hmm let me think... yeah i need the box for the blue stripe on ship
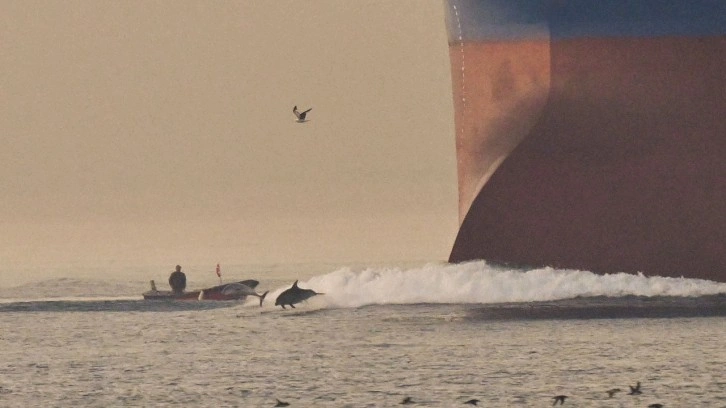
[448,0,726,41]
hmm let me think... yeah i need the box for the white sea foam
[265,260,726,309]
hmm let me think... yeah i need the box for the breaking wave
[279,260,726,309]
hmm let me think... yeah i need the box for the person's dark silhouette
[168,265,187,294]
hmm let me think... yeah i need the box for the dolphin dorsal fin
[292,280,299,288]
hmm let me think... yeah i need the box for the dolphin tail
[259,291,269,307]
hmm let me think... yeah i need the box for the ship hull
[444,1,726,282]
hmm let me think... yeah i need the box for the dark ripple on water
[0,299,238,313]
[466,294,726,320]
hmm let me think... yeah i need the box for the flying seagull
[293,105,312,123]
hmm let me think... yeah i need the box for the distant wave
[0,295,140,304]
[0,278,145,301]
[268,261,726,309]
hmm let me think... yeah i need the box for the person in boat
[168,265,187,294]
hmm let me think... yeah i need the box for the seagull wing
[298,108,312,120]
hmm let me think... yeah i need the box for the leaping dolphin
[274,280,323,309]
[293,105,312,123]
[221,283,268,306]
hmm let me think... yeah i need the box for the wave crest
[284,261,726,309]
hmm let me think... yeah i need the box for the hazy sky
[1,1,457,269]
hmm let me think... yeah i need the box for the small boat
[142,279,261,301]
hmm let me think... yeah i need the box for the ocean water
[1,261,725,407]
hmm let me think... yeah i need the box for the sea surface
[1,261,725,407]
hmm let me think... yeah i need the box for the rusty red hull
[444,1,726,282]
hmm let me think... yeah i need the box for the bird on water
[606,388,621,398]
[629,381,642,395]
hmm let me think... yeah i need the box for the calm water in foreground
[1,262,725,407]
